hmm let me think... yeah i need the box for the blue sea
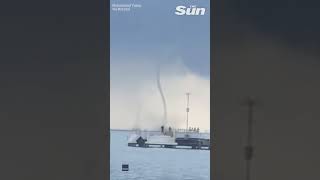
[110,130,210,180]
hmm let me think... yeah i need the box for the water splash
[133,103,142,130]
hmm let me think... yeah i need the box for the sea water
[110,130,210,180]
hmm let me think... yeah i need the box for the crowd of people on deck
[161,126,201,135]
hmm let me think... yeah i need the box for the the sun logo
[175,5,206,16]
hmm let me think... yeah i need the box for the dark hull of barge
[128,137,210,150]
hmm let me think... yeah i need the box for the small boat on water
[175,128,210,149]
[128,126,177,148]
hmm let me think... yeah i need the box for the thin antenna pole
[186,93,190,131]
[245,98,255,180]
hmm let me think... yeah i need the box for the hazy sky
[111,0,210,77]
[110,0,210,130]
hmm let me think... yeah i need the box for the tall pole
[186,93,190,131]
[245,97,255,180]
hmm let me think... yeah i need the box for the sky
[111,0,210,77]
[110,0,210,130]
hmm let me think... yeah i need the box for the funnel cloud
[156,65,168,127]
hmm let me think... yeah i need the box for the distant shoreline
[110,129,159,132]
[110,129,132,131]
[110,129,210,133]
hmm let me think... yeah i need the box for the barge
[127,127,210,150]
